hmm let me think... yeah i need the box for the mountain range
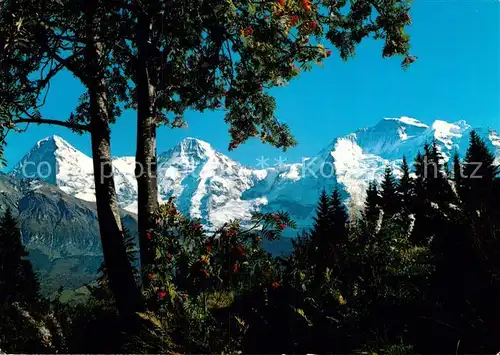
[2,117,499,294]
[10,117,500,228]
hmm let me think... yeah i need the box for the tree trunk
[85,0,141,318]
[135,9,159,286]
[89,87,141,317]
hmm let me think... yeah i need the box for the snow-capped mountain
[9,117,500,229]
[11,135,137,207]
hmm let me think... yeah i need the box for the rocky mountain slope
[0,173,137,294]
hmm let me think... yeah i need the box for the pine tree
[452,152,463,196]
[328,189,350,290]
[364,181,381,228]
[397,156,414,215]
[461,131,499,211]
[457,132,500,347]
[329,189,349,250]
[309,190,332,256]
[0,208,39,304]
[380,166,400,218]
[410,150,431,245]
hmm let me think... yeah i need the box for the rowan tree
[111,0,416,282]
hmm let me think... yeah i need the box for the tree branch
[13,118,90,132]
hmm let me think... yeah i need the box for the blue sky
[2,0,499,169]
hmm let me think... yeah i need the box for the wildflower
[233,264,239,272]
[146,232,152,240]
[158,291,167,299]
[148,273,155,280]
[271,282,280,288]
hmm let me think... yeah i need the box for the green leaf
[248,3,256,16]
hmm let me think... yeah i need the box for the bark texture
[135,8,159,285]
[85,0,141,317]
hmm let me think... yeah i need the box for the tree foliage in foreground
[0,0,416,304]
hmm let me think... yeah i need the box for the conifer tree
[328,189,350,293]
[459,132,500,317]
[364,181,381,228]
[0,208,39,304]
[329,189,349,246]
[309,189,332,256]
[461,131,499,212]
[380,166,399,217]
[410,150,430,245]
[452,152,463,196]
[397,156,413,217]
[0,208,47,353]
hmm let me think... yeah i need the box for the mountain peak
[35,135,75,151]
[382,116,429,128]
[431,120,470,147]
[168,137,214,159]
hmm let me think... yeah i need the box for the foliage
[0,208,66,353]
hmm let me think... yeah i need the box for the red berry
[235,244,245,256]
[271,282,280,288]
[193,223,202,230]
[206,245,212,253]
[146,232,152,240]
[290,15,299,26]
[158,291,167,299]
[233,264,239,272]
[310,20,318,30]
[183,295,188,301]
[280,224,286,230]
[243,27,254,36]
[326,50,332,57]
[301,0,311,12]
[148,273,155,280]
[278,0,285,6]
